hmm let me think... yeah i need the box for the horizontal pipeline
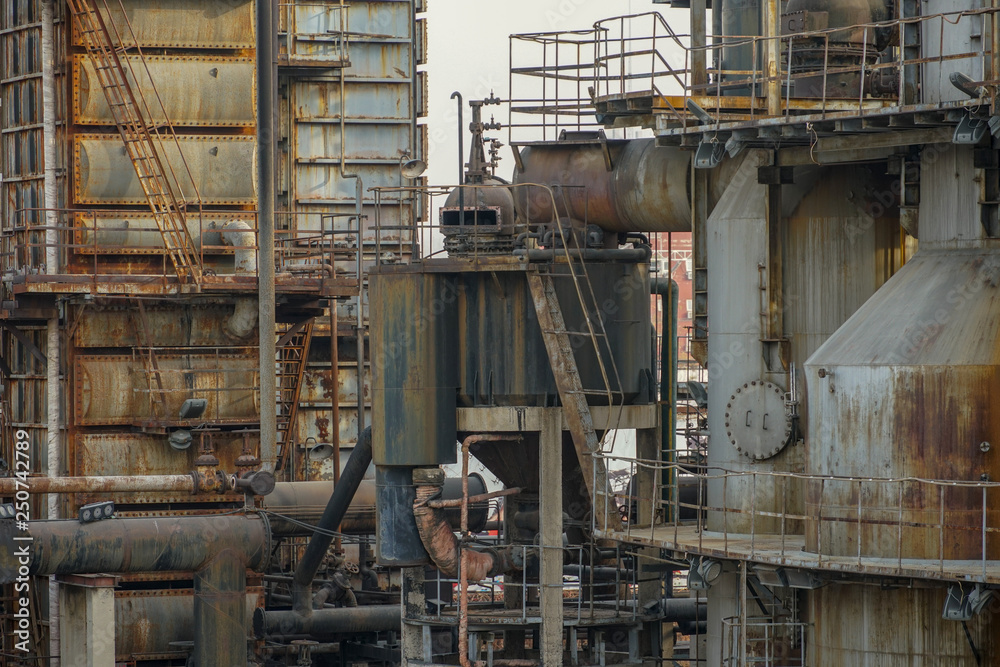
[0,514,269,582]
[254,605,401,638]
[0,474,198,495]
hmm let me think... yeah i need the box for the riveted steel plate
[72,303,253,348]
[72,0,255,49]
[74,135,257,205]
[74,55,256,127]
[73,211,243,254]
[74,354,259,425]
[724,380,790,460]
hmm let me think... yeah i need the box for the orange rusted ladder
[526,269,623,532]
[275,319,315,472]
[65,0,203,284]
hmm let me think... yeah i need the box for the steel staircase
[275,319,315,472]
[66,0,203,284]
[527,268,623,532]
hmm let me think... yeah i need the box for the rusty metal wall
[73,354,258,426]
[73,303,246,348]
[807,585,997,666]
[72,0,255,49]
[457,263,653,407]
[295,361,371,479]
[804,249,1000,559]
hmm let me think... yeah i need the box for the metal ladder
[527,268,623,532]
[65,0,203,284]
[275,319,315,472]
[127,298,166,419]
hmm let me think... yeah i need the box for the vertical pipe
[41,2,61,660]
[194,549,248,667]
[42,0,58,273]
[691,0,708,89]
[258,0,277,472]
[354,177,365,438]
[764,0,781,115]
[451,92,464,217]
[651,278,678,511]
[330,305,340,484]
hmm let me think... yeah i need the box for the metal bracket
[953,113,989,145]
[694,140,725,169]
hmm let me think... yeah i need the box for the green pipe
[651,278,678,512]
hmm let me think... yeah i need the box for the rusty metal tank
[804,249,1000,560]
[370,272,459,467]
[511,138,690,233]
[457,262,653,407]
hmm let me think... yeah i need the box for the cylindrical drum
[370,272,458,466]
[375,466,430,567]
[512,139,690,233]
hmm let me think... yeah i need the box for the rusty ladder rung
[540,328,608,338]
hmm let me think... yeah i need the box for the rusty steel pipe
[0,514,270,582]
[291,426,372,615]
[512,139,691,233]
[253,605,400,638]
[0,474,198,495]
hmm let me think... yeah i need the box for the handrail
[508,8,1000,142]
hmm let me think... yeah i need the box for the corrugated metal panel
[71,0,255,50]
[918,145,981,247]
[74,354,258,425]
[285,3,347,63]
[296,123,410,161]
[74,134,257,205]
[348,1,411,38]
[73,55,256,127]
[294,80,412,120]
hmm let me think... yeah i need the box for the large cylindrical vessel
[512,139,691,233]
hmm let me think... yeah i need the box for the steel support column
[539,408,563,666]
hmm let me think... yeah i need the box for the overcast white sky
[423,0,688,188]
